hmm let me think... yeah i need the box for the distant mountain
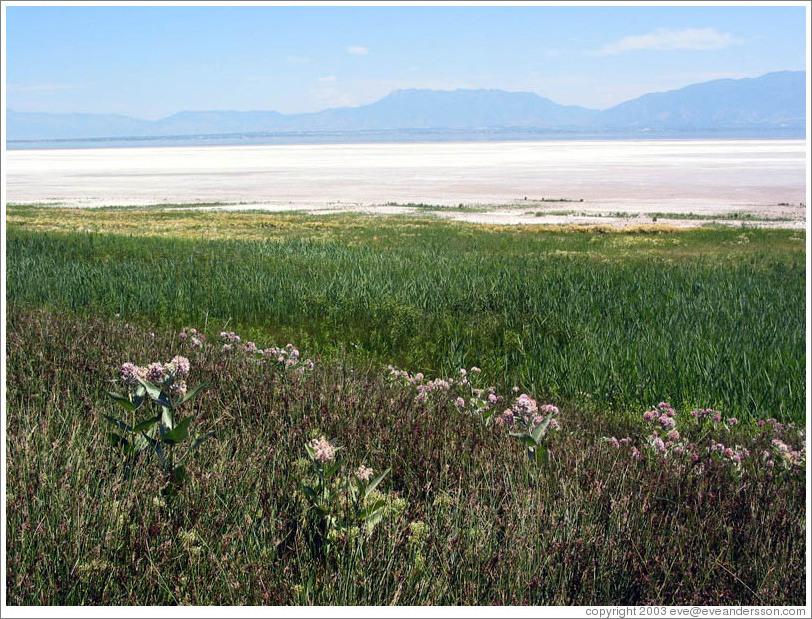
[599,71,806,130]
[6,111,152,140]
[6,71,806,141]
[288,88,599,131]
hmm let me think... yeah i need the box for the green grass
[6,209,806,422]
[5,304,806,605]
[4,207,807,605]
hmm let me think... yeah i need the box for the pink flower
[310,437,335,464]
[666,429,680,442]
[355,465,374,482]
[540,404,559,415]
[648,435,666,454]
[170,381,188,398]
[146,362,167,384]
[119,362,141,386]
[455,397,466,408]
[727,418,739,425]
[502,410,515,426]
[169,355,190,378]
[488,393,498,404]
[658,415,676,430]
[643,410,657,422]
[513,394,538,417]
[609,437,621,448]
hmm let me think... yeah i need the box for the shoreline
[5,138,807,229]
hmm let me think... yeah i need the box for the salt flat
[4,139,808,226]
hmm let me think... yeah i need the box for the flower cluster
[355,465,374,482]
[386,365,425,386]
[219,331,241,351]
[769,438,806,470]
[310,436,335,464]
[604,402,810,478]
[217,330,316,373]
[178,327,204,348]
[119,355,191,396]
[690,408,723,423]
[498,394,560,432]
[262,343,314,372]
[389,365,488,406]
[709,441,750,464]
[643,402,677,429]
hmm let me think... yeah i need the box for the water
[5,126,804,151]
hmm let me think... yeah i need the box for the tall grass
[5,305,806,605]
[5,221,805,421]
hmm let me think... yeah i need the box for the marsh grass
[5,305,806,605]
[6,208,805,421]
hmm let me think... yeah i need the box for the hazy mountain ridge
[6,71,805,141]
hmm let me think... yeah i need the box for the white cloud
[318,75,337,82]
[347,46,369,55]
[595,28,740,56]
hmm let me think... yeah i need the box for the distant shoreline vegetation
[5,126,806,151]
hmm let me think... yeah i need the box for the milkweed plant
[105,355,214,492]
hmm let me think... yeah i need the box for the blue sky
[3,3,808,119]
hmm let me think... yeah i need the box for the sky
[3,2,809,120]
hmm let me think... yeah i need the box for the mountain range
[6,71,806,142]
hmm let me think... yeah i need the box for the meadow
[4,205,807,606]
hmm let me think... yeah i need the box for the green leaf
[530,413,554,443]
[162,416,192,445]
[363,468,391,498]
[106,391,136,413]
[176,381,209,406]
[103,414,132,433]
[154,441,168,469]
[138,378,172,409]
[323,460,342,479]
[160,406,175,434]
[363,498,386,516]
[508,431,538,447]
[133,415,160,433]
[301,485,319,503]
[364,506,386,533]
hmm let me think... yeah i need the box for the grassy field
[4,205,808,606]
[6,205,806,421]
